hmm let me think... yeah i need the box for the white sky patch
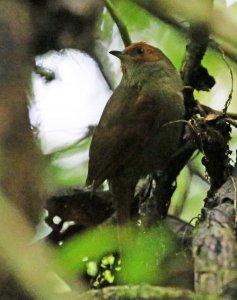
[32,50,112,154]
[226,0,237,6]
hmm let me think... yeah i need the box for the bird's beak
[109,50,124,59]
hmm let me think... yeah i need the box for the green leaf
[56,226,118,277]
[118,227,175,284]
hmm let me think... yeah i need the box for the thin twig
[103,0,131,47]
[46,125,95,156]
[215,45,234,114]
[201,104,237,120]
[34,62,55,82]
[225,118,237,128]
[181,216,200,250]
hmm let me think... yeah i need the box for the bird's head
[109,42,177,87]
[109,42,172,77]
[110,42,163,63]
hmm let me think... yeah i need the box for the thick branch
[45,188,194,245]
[180,1,214,118]
[193,177,237,295]
[0,0,44,225]
[77,284,196,300]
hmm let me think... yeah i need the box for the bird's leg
[110,180,135,226]
[116,188,134,226]
[110,179,136,251]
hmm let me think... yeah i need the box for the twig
[225,118,237,128]
[201,104,237,120]
[216,45,234,114]
[34,62,55,82]
[46,125,95,156]
[103,0,131,47]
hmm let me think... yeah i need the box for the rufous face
[122,42,161,62]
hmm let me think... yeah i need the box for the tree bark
[193,177,237,295]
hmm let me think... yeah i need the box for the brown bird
[86,42,184,226]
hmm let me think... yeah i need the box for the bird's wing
[86,84,183,187]
[86,85,138,186]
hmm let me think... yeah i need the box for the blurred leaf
[113,0,151,31]
[118,227,175,284]
[56,226,118,277]
[56,225,177,286]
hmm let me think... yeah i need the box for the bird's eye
[137,47,144,54]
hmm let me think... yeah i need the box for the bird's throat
[121,63,145,88]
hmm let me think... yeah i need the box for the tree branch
[77,284,196,300]
[103,0,132,47]
[193,177,237,295]
[0,0,45,226]
[34,62,56,82]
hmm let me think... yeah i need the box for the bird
[86,42,185,226]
